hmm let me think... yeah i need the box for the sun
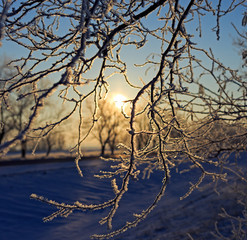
[113,94,127,109]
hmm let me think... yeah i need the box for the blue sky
[109,4,246,99]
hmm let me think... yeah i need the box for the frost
[111,178,119,195]
[0,0,247,239]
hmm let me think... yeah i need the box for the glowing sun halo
[113,94,127,109]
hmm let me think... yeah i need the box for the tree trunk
[0,109,5,144]
[0,126,5,144]
[46,144,51,157]
[46,138,52,156]
[101,144,106,156]
[110,145,114,155]
[21,139,27,158]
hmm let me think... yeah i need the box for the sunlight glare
[113,94,127,109]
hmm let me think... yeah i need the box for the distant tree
[0,58,15,144]
[0,1,246,239]
[33,128,66,157]
[107,109,128,155]
[0,59,35,158]
[31,102,69,156]
[86,99,127,156]
[0,60,65,157]
[7,87,34,158]
[0,102,7,144]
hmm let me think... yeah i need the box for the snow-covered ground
[0,152,246,240]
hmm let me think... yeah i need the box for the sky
[0,2,245,101]
[104,2,246,100]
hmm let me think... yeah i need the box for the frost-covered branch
[0,0,247,239]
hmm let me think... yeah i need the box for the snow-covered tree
[0,0,246,239]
